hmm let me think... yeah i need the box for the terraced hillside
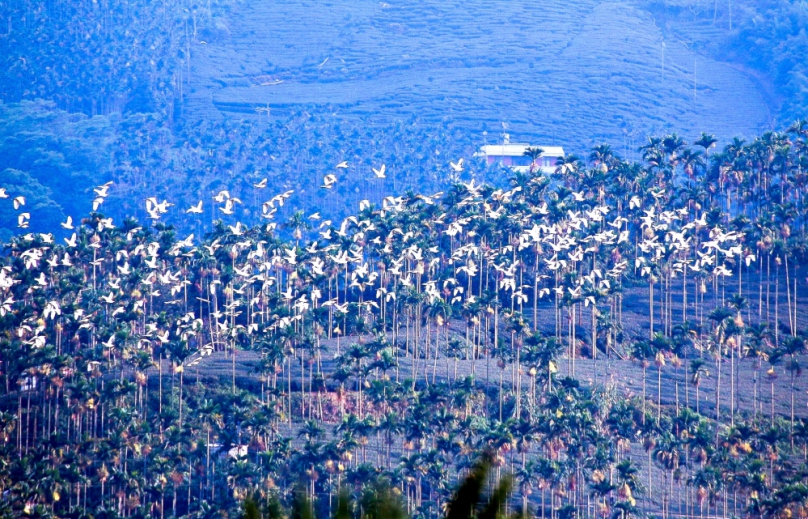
[187,0,773,151]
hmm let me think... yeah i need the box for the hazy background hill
[186,0,772,154]
[0,0,805,235]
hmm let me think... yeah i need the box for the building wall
[486,155,560,167]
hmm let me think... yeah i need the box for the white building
[476,144,565,173]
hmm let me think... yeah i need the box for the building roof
[477,144,565,157]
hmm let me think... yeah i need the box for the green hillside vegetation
[646,0,808,122]
[187,0,771,145]
[0,0,232,116]
[0,101,114,240]
[1,126,808,518]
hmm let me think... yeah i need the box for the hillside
[187,0,773,151]
[0,0,783,238]
[3,4,808,517]
[2,127,808,518]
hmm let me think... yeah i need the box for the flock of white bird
[0,187,29,228]
[0,156,757,381]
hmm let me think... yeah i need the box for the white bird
[450,158,464,172]
[228,222,244,235]
[13,196,25,209]
[97,217,114,231]
[254,178,268,189]
[148,198,172,213]
[42,301,62,319]
[714,264,732,277]
[321,174,337,189]
[94,182,113,198]
[219,199,235,215]
[0,188,7,198]
[608,217,628,228]
[61,216,74,230]
[17,213,30,228]
[335,161,349,169]
[572,191,586,202]
[64,233,77,248]
[0,296,14,317]
[186,201,203,214]
[145,198,171,220]
[213,190,230,203]
[268,190,294,207]
[372,164,386,178]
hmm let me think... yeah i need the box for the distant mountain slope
[186,0,773,151]
[646,0,808,123]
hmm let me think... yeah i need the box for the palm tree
[744,323,773,419]
[631,340,655,423]
[771,335,807,437]
[689,359,709,415]
[694,133,718,154]
[652,431,682,519]
[518,460,549,517]
[378,411,404,468]
[524,147,545,174]
[706,306,733,429]
[650,333,671,423]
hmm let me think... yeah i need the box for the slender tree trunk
[650,282,654,339]
[716,351,722,441]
